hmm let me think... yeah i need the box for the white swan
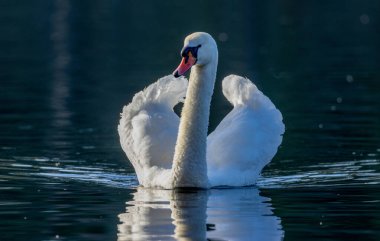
[118,32,284,189]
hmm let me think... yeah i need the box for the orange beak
[173,52,197,78]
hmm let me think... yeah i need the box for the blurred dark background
[1,0,379,167]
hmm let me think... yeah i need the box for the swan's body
[118,32,284,189]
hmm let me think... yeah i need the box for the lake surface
[1,1,380,240]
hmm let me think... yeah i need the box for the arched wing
[207,75,285,186]
[118,75,188,186]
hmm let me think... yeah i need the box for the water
[1,1,380,240]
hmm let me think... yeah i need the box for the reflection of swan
[117,189,176,241]
[207,189,284,241]
[118,32,284,188]
[117,187,284,241]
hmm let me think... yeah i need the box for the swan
[118,32,284,189]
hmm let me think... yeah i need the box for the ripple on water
[0,156,138,189]
[1,155,380,190]
[259,159,380,188]
[37,163,138,188]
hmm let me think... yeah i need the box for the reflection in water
[118,188,283,241]
[171,190,208,240]
[50,0,72,128]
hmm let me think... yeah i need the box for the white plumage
[118,32,284,189]
[207,75,284,186]
[118,76,187,188]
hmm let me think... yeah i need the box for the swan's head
[173,32,218,78]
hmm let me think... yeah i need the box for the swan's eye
[181,44,202,63]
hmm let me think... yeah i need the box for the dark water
[1,1,380,240]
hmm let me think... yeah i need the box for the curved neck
[171,59,218,188]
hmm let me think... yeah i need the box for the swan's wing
[118,75,188,187]
[207,75,285,186]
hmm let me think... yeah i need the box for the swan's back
[207,75,284,186]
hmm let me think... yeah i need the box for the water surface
[1,1,380,240]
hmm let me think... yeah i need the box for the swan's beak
[173,52,197,78]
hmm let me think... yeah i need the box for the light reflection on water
[2,155,379,190]
[259,159,380,188]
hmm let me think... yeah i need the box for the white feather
[118,75,187,188]
[207,75,285,186]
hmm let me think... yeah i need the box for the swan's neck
[171,60,217,188]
